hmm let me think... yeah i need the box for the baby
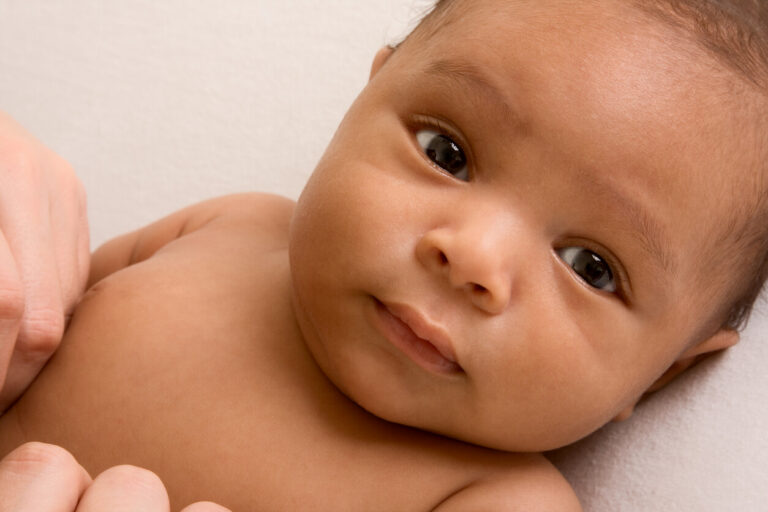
[1,0,766,509]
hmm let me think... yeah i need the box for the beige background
[1,1,766,509]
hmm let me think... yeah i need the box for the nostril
[438,250,449,266]
[472,283,488,294]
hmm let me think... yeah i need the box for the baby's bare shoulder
[89,193,295,284]
[175,193,296,251]
[435,454,581,512]
[178,192,295,241]
[202,192,295,224]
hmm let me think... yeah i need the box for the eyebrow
[574,168,677,277]
[424,58,677,278]
[425,59,504,100]
[424,58,528,132]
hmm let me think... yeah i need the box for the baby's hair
[403,0,768,333]
[408,0,768,88]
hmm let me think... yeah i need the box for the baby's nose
[415,220,518,315]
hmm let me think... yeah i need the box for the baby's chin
[320,370,552,452]
[351,382,617,453]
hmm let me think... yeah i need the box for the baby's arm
[88,193,294,286]
[434,466,582,512]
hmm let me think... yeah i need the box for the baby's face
[289,0,755,451]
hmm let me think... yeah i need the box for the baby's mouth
[372,298,463,375]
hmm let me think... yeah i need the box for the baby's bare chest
[0,232,520,511]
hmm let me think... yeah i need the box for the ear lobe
[611,329,739,422]
[370,46,395,81]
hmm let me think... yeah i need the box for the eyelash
[410,114,474,178]
[555,240,631,300]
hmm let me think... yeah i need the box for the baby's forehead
[399,2,768,252]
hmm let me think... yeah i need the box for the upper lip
[380,300,460,366]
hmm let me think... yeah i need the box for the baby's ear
[369,46,395,81]
[611,329,740,422]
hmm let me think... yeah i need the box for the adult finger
[0,231,24,408]
[76,465,170,512]
[75,177,90,306]
[0,442,92,512]
[46,162,79,312]
[180,502,233,512]
[0,169,64,408]
[44,152,89,315]
[0,138,65,344]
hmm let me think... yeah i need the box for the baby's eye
[556,247,616,293]
[415,128,469,181]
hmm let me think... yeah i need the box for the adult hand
[0,111,90,412]
[0,442,231,512]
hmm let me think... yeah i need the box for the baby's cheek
[491,331,624,449]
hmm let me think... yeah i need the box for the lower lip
[372,299,462,375]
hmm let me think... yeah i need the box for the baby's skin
[0,193,575,510]
[0,0,762,509]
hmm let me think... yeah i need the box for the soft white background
[1,1,766,510]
